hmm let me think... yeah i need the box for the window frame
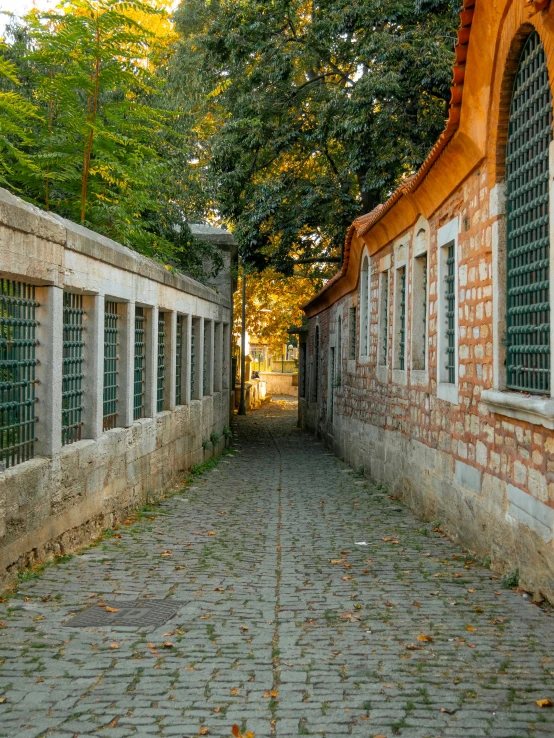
[359,252,370,361]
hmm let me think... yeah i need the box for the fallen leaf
[330,559,344,564]
[263,689,278,698]
[161,551,172,557]
[362,570,371,575]
[417,634,433,642]
[98,602,106,607]
[163,632,175,637]
[441,707,457,714]
[342,576,352,581]
[406,644,421,651]
[88,594,96,599]
[199,728,209,736]
[162,642,174,649]
[467,589,476,593]
[148,643,156,649]
[467,643,476,648]
[105,607,119,614]
[240,626,249,632]
[384,602,393,608]
[109,643,119,649]
[0,698,6,704]
[174,565,186,570]
[232,727,240,738]
[213,707,222,713]
[208,531,217,536]
[536,699,553,708]
[466,626,476,632]
[214,587,223,592]
[360,715,370,720]
[413,602,421,607]
[230,688,240,695]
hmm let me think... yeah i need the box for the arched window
[506,31,552,394]
[360,255,370,356]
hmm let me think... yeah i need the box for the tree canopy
[0,0,220,280]
[173,0,461,274]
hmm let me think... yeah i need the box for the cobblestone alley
[1,402,554,738]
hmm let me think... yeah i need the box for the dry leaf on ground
[537,699,553,707]
[417,634,433,642]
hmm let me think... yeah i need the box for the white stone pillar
[35,285,63,457]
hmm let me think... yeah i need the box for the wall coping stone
[482,389,554,430]
[0,187,231,308]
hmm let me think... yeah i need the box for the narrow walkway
[1,404,554,738]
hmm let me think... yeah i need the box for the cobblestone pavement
[2,402,554,738]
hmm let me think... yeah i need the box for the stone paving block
[0,403,553,737]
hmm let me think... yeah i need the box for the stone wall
[259,372,298,397]
[0,188,233,587]
[299,160,554,603]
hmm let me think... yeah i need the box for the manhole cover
[66,600,184,630]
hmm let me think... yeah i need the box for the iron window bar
[203,321,208,396]
[445,243,456,385]
[134,307,146,420]
[190,319,195,398]
[422,256,428,370]
[506,30,552,394]
[0,279,39,469]
[175,315,184,406]
[399,268,406,370]
[380,273,389,366]
[62,292,85,446]
[103,301,119,431]
[157,311,165,412]
[349,307,356,360]
[314,325,320,402]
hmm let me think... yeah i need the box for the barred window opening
[445,243,456,384]
[176,315,185,406]
[103,301,119,431]
[349,307,356,360]
[0,280,39,468]
[379,272,389,366]
[190,319,196,399]
[360,257,369,356]
[506,30,553,394]
[62,292,85,446]
[134,307,146,420]
[314,325,320,402]
[395,267,406,371]
[157,311,165,412]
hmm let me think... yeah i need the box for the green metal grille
[314,325,319,402]
[157,311,165,413]
[380,272,388,365]
[190,319,196,398]
[103,301,119,431]
[399,268,406,370]
[422,256,428,370]
[445,243,456,385]
[329,346,335,419]
[506,30,552,394]
[0,280,39,469]
[176,315,184,405]
[62,292,85,446]
[203,321,208,396]
[349,307,356,360]
[134,306,145,420]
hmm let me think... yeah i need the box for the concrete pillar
[144,305,158,417]
[165,310,177,411]
[81,294,103,439]
[118,301,134,428]
[35,285,63,457]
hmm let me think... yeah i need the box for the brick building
[299,0,554,601]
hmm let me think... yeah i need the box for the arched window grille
[506,31,553,394]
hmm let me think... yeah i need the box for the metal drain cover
[66,599,184,630]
